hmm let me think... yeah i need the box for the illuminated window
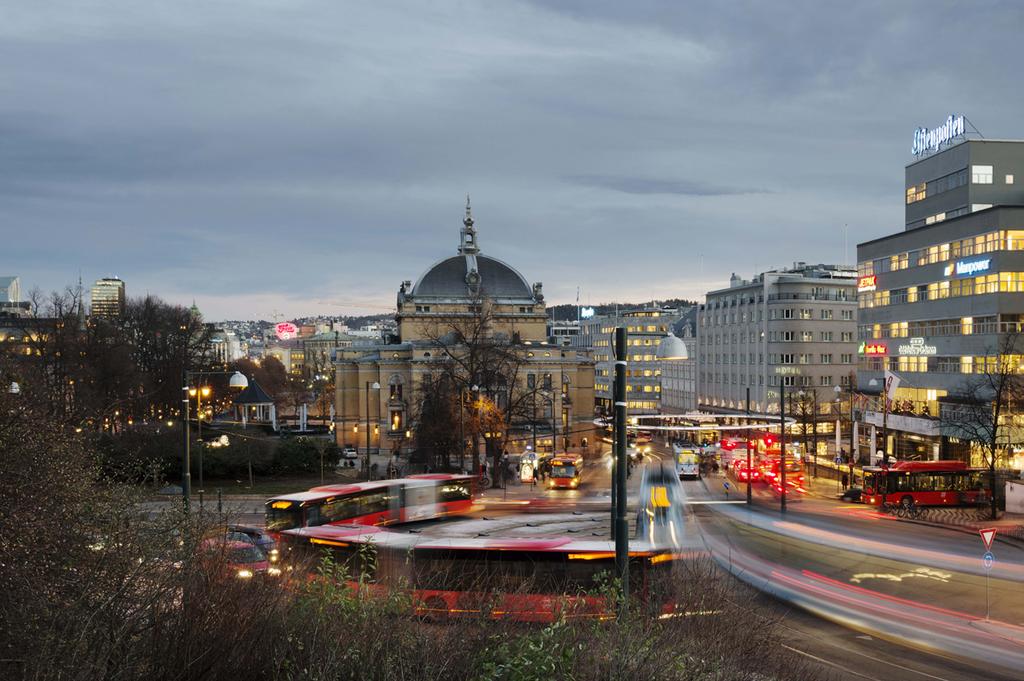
[972,165,993,184]
[1007,174,1015,185]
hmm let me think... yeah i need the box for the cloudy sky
[5,1,1023,320]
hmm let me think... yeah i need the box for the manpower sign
[912,114,965,156]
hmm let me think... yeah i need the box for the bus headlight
[237,569,254,579]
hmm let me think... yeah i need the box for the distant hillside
[547,298,698,321]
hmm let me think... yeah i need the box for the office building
[697,264,858,422]
[90,277,126,319]
[658,308,698,414]
[577,308,686,415]
[857,129,1024,468]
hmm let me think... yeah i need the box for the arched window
[388,374,404,401]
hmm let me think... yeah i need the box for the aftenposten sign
[912,114,965,156]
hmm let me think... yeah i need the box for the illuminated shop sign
[275,322,299,340]
[857,275,877,292]
[858,342,888,356]
[580,307,596,319]
[897,337,937,356]
[943,258,991,277]
[912,114,965,156]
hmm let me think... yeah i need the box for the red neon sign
[864,343,887,356]
[858,275,877,292]
[275,322,299,340]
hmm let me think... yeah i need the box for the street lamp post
[189,385,212,492]
[365,381,380,480]
[181,369,248,512]
[780,381,787,513]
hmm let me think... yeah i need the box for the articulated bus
[279,525,692,622]
[547,456,583,489]
[862,460,989,508]
[264,474,475,537]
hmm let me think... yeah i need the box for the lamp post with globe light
[182,370,248,512]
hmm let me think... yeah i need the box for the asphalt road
[684,476,1024,680]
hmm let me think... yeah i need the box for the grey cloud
[3,1,1024,319]
[568,174,767,196]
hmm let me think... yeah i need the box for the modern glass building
[90,277,125,319]
[857,134,1024,467]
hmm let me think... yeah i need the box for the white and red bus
[279,525,691,622]
[862,460,989,508]
[264,474,475,536]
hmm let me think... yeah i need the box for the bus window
[439,482,471,502]
[266,505,305,532]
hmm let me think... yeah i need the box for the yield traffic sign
[979,527,997,551]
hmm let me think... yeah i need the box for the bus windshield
[266,506,305,532]
[551,465,577,479]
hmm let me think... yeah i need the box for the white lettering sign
[912,114,965,156]
[897,337,937,356]
[580,307,596,319]
[944,258,991,277]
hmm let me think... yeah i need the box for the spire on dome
[458,195,479,255]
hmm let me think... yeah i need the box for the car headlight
[237,569,254,579]
[269,549,279,562]
[267,567,282,577]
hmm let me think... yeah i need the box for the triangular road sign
[980,528,997,551]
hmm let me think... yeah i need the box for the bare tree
[945,333,1024,519]
[416,296,545,483]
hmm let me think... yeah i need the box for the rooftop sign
[912,114,965,156]
[580,307,596,319]
[275,321,299,340]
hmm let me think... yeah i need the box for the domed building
[334,199,595,471]
[395,199,549,343]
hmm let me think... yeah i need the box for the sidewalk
[799,467,1024,545]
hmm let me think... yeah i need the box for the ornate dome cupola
[397,197,548,342]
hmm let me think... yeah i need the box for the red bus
[279,525,690,622]
[862,460,989,508]
[264,474,475,537]
[547,455,583,489]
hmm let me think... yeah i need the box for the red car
[200,538,279,580]
[735,463,760,482]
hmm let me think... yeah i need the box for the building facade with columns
[334,201,596,461]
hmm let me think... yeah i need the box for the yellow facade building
[334,200,595,464]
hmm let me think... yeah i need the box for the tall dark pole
[613,327,629,604]
[746,387,752,505]
[181,368,191,512]
[779,382,787,513]
[812,391,818,478]
[849,390,856,484]
[365,382,372,481]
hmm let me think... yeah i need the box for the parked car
[341,445,359,460]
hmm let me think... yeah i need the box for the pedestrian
[841,472,849,490]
